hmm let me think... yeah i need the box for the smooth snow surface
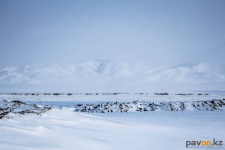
[0,93,225,150]
[0,108,225,150]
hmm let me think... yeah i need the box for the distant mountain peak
[172,62,202,68]
[0,60,224,92]
[94,59,110,63]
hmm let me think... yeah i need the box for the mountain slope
[0,60,224,92]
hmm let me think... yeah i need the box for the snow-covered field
[0,93,225,150]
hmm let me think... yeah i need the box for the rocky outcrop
[0,100,51,119]
[73,99,225,113]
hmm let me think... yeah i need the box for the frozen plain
[0,93,225,150]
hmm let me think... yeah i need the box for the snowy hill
[0,60,224,92]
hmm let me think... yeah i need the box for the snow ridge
[0,60,224,92]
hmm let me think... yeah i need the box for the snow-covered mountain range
[0,59,224,92]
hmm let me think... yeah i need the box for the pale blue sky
[0,0,225,68]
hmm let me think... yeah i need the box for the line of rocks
[0,100,51,119]
[73,99,225,113]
